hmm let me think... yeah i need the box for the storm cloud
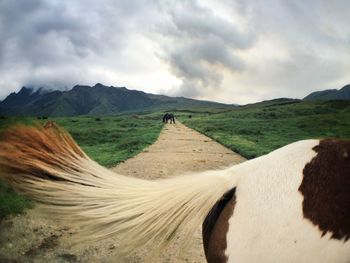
[0,0,349,103]
[153,1,254,97]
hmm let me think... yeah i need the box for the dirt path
[0,123,245,263]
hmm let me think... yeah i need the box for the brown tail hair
[0,122,237,256]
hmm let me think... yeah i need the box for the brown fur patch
[299,139,350,241]
[202,188,236,263]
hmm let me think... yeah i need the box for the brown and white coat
[203,139,350,263]
[0,125,349,263]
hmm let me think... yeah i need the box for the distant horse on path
[0,123,349,263]
[163,113,175,124]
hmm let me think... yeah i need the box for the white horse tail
[0,123,237,255]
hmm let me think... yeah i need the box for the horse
[0,123,349,263]
[163,113,175,124]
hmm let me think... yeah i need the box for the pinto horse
[0,124,349,263]
[163,113,175,124]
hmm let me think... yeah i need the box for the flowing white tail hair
[0,123,237,257]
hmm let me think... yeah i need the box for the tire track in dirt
[0,123,245,263]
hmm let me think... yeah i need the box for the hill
[0,83,230,116]
[178,100,350,159]
[304,84,350,100]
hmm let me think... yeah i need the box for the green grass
[0,181,34,218]
[2,99,350,219]
[178,100,350,159]
[51,114,163,167]
[0,113,164,219]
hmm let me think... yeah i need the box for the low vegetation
[2,99,350,219]
[178,100,350,159]
[51,114,163,167]
[0,183,33,219]
[0,113,164,219]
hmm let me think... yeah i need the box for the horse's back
[223,139,350,263]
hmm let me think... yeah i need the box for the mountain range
[0,83,229,116]
[1,83,349,117]
[303,84,350,100]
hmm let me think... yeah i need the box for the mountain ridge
[2,83,349,116]
[0,84,230,116]
[303,84,350,100]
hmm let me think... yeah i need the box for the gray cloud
[0,0,349,103]
[0,0,153,96]
[213,0,350,102]
[153,0,254,97]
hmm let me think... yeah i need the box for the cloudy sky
[0,0,349,104]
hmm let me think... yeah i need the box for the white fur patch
[225,140,350,263]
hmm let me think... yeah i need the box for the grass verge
[0,113,164,219]
[178,100,350,159]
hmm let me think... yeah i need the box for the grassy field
[178,100,350,159]
[0,113,164,219]
[2,99,350,219]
